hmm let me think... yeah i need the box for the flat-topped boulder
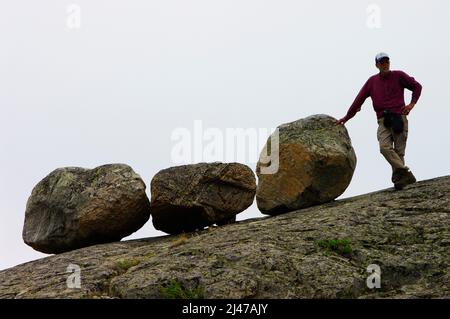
[150,162,256,234]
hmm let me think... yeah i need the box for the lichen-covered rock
[2,175,449,299]
[150,162,256,234]
[256,114,357,215]
[22,164,151,254]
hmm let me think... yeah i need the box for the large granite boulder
[150,162,256,234]
[256,114,356,215]
[23,164,151,254]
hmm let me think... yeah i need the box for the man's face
[376,58,390,73]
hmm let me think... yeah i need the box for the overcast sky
[1,0,449,271]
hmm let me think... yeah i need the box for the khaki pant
[377,115,408,171]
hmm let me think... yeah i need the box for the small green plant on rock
[115,258,141,272]
[160,279,205,299]
[317,239,353,257]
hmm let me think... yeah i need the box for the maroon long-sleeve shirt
[345,70,422,120]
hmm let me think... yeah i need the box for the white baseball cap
[375,52,390,63]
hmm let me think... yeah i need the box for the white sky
[1,0,449,271]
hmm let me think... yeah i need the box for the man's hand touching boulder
[336,116,349,125]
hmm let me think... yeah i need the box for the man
[336,52,422,190]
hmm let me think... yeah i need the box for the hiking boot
[391,169,403,183]
[394,167,417,190]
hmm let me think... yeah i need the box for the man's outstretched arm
[337,79,371,125]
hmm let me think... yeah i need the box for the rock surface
[22,164,151,254]
[150,162,256,234]
[3,175,449,299]
[256,114,357,215]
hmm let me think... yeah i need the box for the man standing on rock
[336,53,422,190]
